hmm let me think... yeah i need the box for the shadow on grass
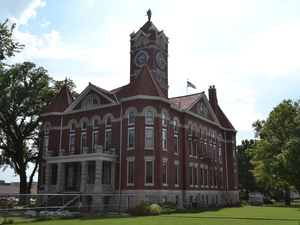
[263,202,300,209]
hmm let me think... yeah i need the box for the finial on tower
[64,77,68,85]
[146,9,152,21]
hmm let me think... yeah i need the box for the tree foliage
[251,99,300,204]
[237,139,263,199]
[0,19,24,63]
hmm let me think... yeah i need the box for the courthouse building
[37,14,238,210]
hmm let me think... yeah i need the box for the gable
[72,90,113,110]
[189,97,214,121]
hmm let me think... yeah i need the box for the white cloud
[41,19,50,27]
[12,0,46,26]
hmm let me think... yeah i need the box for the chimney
[209,85,218,117]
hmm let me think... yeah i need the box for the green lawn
[1,204,300,225]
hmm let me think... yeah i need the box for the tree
[237,139,263,200]
[0,19,24,64]
[0,62,55,203]
[251,99,300,205]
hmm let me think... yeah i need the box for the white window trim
[162,113,167,127]
[174,160,179,187]
[106,117,112,127]
[162,128,167,151]
[201,166,204,187]
[145,127,154,150]
[128,111,135,125]
[189,138,193,157]
[174,120,178,133]
[82,121,87,131]
[70,123,76,132]
[43,136,49,156]
[194,141,198,158]
[105,129,112,150]
[145,111,154,125]
[189,165,193,187]
[127,156,135,186]
[219,148,222,163]
[128,127,135,150]
[69,134,75,154]
[214,168,218,188]
[210,168,214,188]
[92,131,98,150]
[93,120,99,129]
[194,166,199,187]
[233,150,236,165]
[81,132,87,150]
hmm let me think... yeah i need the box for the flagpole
[186,79,188,95]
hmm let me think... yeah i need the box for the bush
[263,197,274,204]
[130,201,151,216]
[150,203,162,216]
[158,202,177,214]
[239,193,247,200]
[2,219,14,224]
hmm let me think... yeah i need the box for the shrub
[130,201,151,216]
[263,197,274,204]
[2,219,14,224]
[239,193,247,200]
[150,203,162,216]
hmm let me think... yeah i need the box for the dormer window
[84,96,99,108]
[106,117,112,127]
[82,121,87,130]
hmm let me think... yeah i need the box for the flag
[187,81,196,89]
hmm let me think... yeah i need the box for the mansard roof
[43,84,74,113]
[125,63,168,99]
[170,92,204,110]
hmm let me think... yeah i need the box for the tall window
[41,166,46,186]
[175,164,179,186]
[163,161,167,185]
[205,143,208,158]
[146,111,154,124]
[233,150,236,164]
[174,120,178,133]
[213,146,217,160]
[220,170,223,188]
[234,171,237,188]
[105,129,111,150]
[45,125,50,134]
[209,145,212,159]
[189,139,192,156]
[219,148,222,163]
[211,168,214,187]
[128,128,135,149]
[43,136,49,156]
[188,125,192,136]
[194,141,197,157]
[127,161,134,185]
[81,133,87,150]
[201,167,204,186]
[209,132,212,142]
[162,113,167,126]
[214,169,218,187]
[69,134,75,154]
[145,127,154,148]
[68,165,74,186]
[174,135,178,154]
[145,161,153,184]
[128,111,135,125]
[213,133,216,143]
[205,168,208,186]
[71,123,76,132]
[92,131,98,150]
[194,167,198,186]
[162,129,167,150]
[219,136,222,146]
[200,144,204,158]
[204,130,207,140]
[190,166,193,186]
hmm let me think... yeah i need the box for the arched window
[93,119,99,129]
[162,113,166,126]
[213,133,216,143]
[106,117,112,127]
[82,121,87,130]
[129,112,135,125]
[174,120,178,133]
[145,111,154,124]
[209,132,212,142]
[71,123,76,132]
[84,97,99,108]
[45,125,50,134]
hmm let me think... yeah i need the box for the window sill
[175,184,179,187]
[126,183,134,186]
[163,149,168,152]
[145,148,154,150]
[194,156,198,159]
[127,148,135,151]
[145,183,154,186]
[195,185,199,188]
[174,153,179,155]
[190,185,194,187]
[163,184,168,187]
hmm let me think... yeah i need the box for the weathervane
[146,9,152,21]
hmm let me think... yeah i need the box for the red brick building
[37,17,238,210]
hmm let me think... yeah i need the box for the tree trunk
[285,185,291,205]
[18,166,28,205]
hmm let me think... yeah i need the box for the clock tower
[129,14,169,96]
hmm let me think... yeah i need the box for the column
[110,161,116,191]
[44,163,52,192]
[80,161,88,192]
[56,163,65,192]
[94,160,103,193]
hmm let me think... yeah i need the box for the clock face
[156,53,165,68]
[136,53,146,65]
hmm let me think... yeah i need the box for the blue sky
[1,0,300,182]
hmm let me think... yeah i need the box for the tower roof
[125,63,168,99]
[43,84,74,113]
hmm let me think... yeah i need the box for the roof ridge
[170,91,204,100]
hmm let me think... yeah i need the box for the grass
[1,203,300,225]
